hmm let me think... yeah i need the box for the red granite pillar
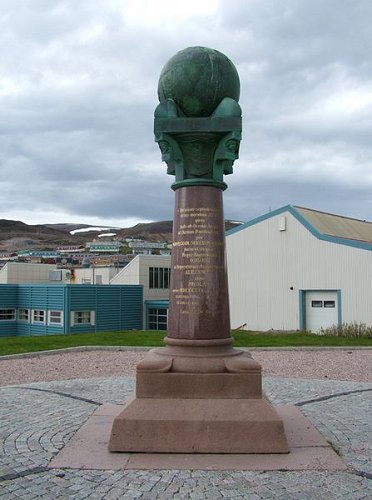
[168,186,230,341]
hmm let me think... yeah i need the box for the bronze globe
[158,46,240,117]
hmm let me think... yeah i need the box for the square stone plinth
[49,404,347,471]
[136,372,262,399]
[109,396,288,453]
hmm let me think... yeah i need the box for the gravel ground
[0,348,371,386]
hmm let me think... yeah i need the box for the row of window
[149,267,171,289]
[311,300,336,308]
[0,308,63,325]
[0,309,95,326]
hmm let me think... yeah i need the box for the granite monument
[109,47,288,453]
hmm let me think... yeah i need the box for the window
[71,311,95,326]
[0,309,16,320]
[324,301,335,308]
[311,300,336,308]
[148,307,168,330]
[32,310,46,324]
[48,310,63,325]
[49,270,62,281]
[18,309,30,322]
[311,301,323,308]
[149,267,171,289]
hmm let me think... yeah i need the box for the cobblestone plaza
[1,367,371,498]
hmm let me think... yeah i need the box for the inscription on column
[167,185,230,339]
[172,206,224,316]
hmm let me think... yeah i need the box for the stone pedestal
[109,46,288,454]
[109,398,288,454]
[109,187,288,454]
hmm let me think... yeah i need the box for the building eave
[226,205,372,252]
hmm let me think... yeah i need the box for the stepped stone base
[50,403,347,470]
[109,346,289,454]
[109,395,289,453]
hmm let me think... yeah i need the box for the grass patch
[233,330,372,348]
[0,331,166,356]
[0,329,371,356]
[318,322,372,338]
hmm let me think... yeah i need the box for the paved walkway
[0,375,371,499]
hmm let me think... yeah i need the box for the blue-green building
[0,284,143,337]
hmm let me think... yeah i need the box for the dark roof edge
[226,205,372,252]
[293,205,372,226]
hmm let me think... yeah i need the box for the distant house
[86,241,121,253]
[128,240,170,256]
[226,205,372,332]
[56,245,85,253]
[0,284,143,337]
[16,250,60,262]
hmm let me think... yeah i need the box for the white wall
[110,257,140,285]
[0,263,55,284]
[226,210,372,331]
[110,255,171,328]
[110,255,171,301]
[73,267,118,285]
[0,264,8,284]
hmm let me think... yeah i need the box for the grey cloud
[0,0,371,226]
[2,169,174,222]
[224,177,372,223]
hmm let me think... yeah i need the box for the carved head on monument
[154,46,242,189]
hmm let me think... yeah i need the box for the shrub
[317,322,372,338]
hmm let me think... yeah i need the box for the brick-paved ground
[0,376,371,499]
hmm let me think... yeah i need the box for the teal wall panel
[16,285,65,336]
[69,285,97,309]
[96,287,122,331]
[68,285,143,333]
[0,323,17,337]
[0,284,143,337]
[69,285,98,334]
[120,286,143,329]
[0,285,17,337]
[0,285,18,306]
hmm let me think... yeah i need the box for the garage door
[305,291,338,332]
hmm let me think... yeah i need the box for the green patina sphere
[158,46,240,117]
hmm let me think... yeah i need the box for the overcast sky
[1,0,371,228]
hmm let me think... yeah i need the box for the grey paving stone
[1,377,372,499]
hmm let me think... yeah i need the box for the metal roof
[294,206,372,244]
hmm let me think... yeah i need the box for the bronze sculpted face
[179,136,218,177]
[226,139,239,157]
[158,140,171,161]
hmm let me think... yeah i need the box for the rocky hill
[0,220,87,252]
[0,219,242,252]
[116,220,242,242]
[117,221,174,243]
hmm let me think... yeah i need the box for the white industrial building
[3,206,372,334]
[226,205,372,332]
